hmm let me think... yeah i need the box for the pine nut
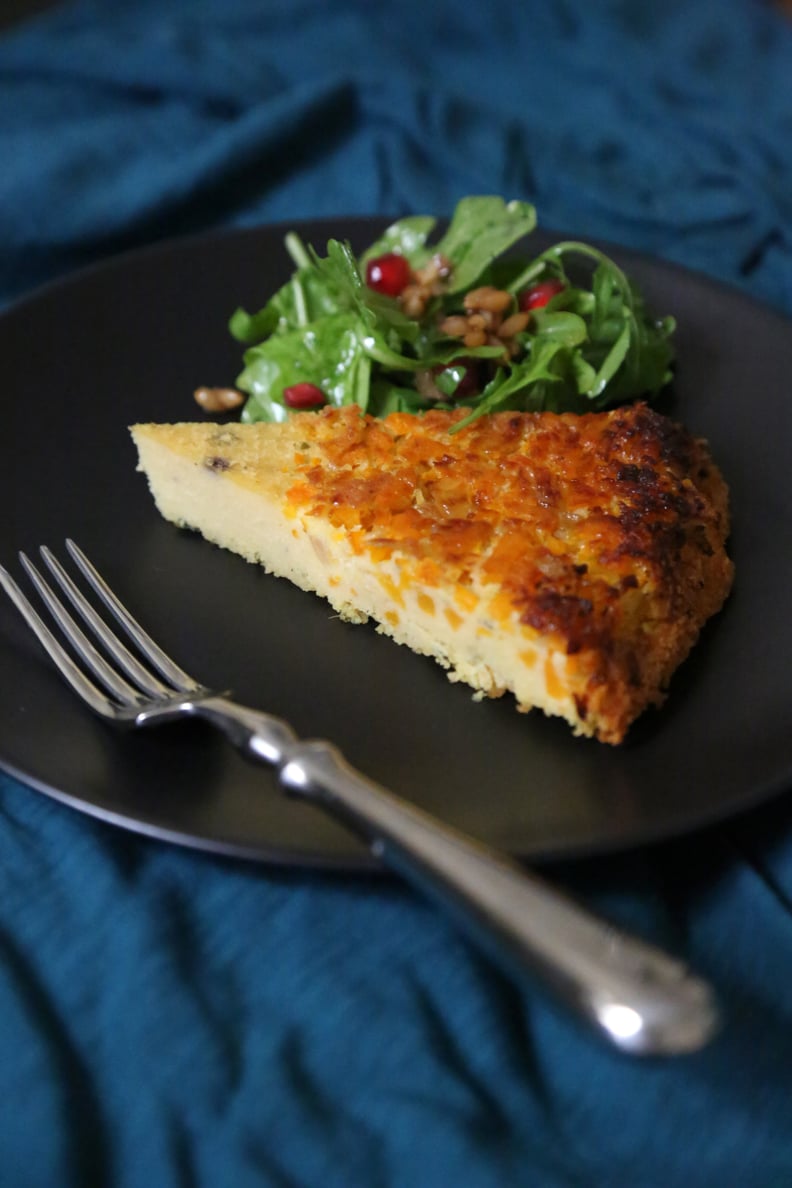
[498,311,531,338]
[463,286,512,314]
[463,328,488,348]
[400,285,427,318]
[440,315,470,337]
[194,387,245,412]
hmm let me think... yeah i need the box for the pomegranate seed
[283,382,326,409]
[365,252,412,297]
[519,279,565,312]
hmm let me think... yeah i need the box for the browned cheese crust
[280,402,734,743]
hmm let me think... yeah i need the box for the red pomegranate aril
[519,279,565,312]
[283,382,327,409]
[365,252,412,297]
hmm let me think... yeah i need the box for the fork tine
[0,562,120,719]
[19,552,150,708]
[66,540,202,694]
[39,547,173,700]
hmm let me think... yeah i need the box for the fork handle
[195,696,719,1056]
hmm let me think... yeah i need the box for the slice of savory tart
[130,403,733,744]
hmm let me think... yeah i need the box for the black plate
[1,219,791,868]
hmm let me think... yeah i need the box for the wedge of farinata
[131,403,733,743]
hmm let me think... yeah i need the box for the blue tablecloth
[2,2,792,1184]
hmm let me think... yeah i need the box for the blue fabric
[2,1,792,1184]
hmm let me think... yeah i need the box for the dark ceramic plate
[1,219,791,868]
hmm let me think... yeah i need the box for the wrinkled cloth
[2,1,792,1185]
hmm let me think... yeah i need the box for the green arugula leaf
[434,363,469,397]
[238,312,370,422]
[435,196,537,294]
[367,380,432,417]
[313,239,422,344]
[529,309,588,347]
[359,216,437,269]
[230,262,344,344]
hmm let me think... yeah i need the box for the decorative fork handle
[187,695,719,1056]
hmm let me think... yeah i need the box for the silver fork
[0,540,720,1056]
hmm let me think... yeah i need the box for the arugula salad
[227,196,676,431]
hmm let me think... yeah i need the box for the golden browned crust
[132,403,733,743]
[279,402,733,743]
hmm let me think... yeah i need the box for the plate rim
[2,214,791,869]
